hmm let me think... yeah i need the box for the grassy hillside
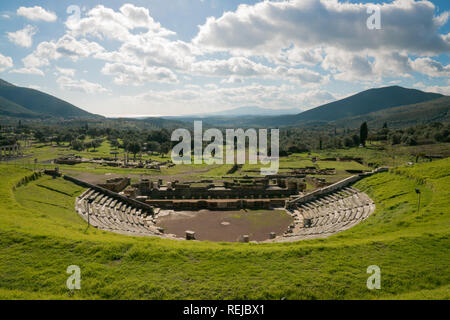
[294,86,443,122]
[0,159,449,299]
[0,96,41,118]
[0,79,101,119]
[333,96,450,128]
[243,86,444,127]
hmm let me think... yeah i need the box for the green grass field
[0,156,448,299]
[10,141,449,186]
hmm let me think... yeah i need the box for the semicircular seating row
[281,186,375,241]
[75,188,162,236]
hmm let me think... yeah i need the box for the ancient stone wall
[63,175,154,213]
[138,187,299,200]
[133,177,305,201]
[98,177,130,193]
[287,167,388,207]
[145,198,286,210]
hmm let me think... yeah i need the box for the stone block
[186,230,195,240]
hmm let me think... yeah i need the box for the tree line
[1,120,449,155]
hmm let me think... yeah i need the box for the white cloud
[221,76,244,84]
[20,4,188,86]
[65,4,196,84]
[428,86,450,95]
[121,84,335,115]
[10,67,44,76]
[194,0,450,56]
[414,82,450,95]
[55,67,76,77]
[273,47,324,67]
[23,35,104,68]
[204,83,218,90]
[55,35,104,59]
[22,41,57,68]
[411,57,450,77]
[17,6,57,22]
[322,49,375,82]
[276,66,329,86]
[190,0,450,84]
[101,62,178,85]
[96,37,195,71]
[0,53,13,72]
[320,49,416,82]
[66,4,174,42]
[7,25,37,48]
[191,57,272,77]
[190,57,328,86]
[59,4,328,87]
[372,51,413,78]
[57,76,108,94]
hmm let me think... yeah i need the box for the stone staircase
[279,187,375,241]
[75,188,162,236]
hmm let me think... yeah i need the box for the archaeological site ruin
[72,167,387,242]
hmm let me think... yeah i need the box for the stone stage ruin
[123,175,306,210]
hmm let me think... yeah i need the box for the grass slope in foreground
[0,159,449,299]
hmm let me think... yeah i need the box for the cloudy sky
[0,0,449,117]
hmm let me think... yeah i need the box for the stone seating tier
[76,188,160,237]
[281,187,375,240]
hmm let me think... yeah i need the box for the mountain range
[331,96,450,128]
[180,106,302,117]
[0,79,101,119]
[164,86,447,128]
[0,78,448,128]
[234,86,445,127]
